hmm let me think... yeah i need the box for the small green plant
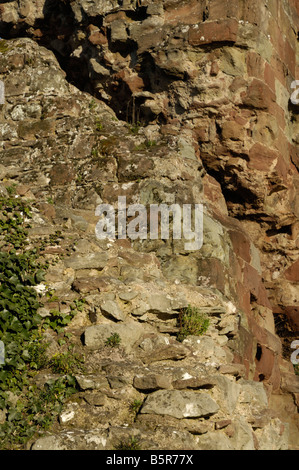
[134,140,157,151]
[71,298,86,312]
[0,375,78,449]
[95,119,103,131]
[128,122,141,135]
[294,364,299,376]
[115,436,141,450]
[6,184,17,196]
[89,99,96,110]
[91,147,98,158]
[43,309,76,334]
[49,346,84,375]
[105,333,121,347]
[129,399,143,414]
[177,305,210,342]
[0,40,9,54]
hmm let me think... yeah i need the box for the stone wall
[0,0,298,450]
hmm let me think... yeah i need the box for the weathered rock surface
[140,390,220,419]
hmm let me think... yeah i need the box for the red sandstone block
[242,263,272,309]
[284,306,299,330]
[207,0,240,21]
[197,258,231,296]
[247,52,264,79]
[270,55,287,87]
[229,230,251,263]
[268,102,286,131]
[264,62,276,92]
[284,259,299,282]
[241,79,276,110]
[248,143,279,171]
[289,143,299,171]
[284,39,296,77]
[88,31,108,46]
[188,19,238,46]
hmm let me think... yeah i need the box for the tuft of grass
[105,333,121,348]
[49,346,84,375]
[177,305,210,342]
[129,399,143,414]
[115,436,141,450]
[95,119,103,131]
[0,40,9,54]
[128,122,141,135]
[134,140,157,151]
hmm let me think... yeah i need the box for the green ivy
[0,195,79,449]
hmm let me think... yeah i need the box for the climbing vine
[0,193,79,449]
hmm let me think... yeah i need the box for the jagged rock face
[0,0,298,450]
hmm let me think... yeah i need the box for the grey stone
[133,374,172,391]
[229,418,255,450]
[110,20,128,43]
[118,290,139,301]
[254,418,289,450]
[31,429,109,450]
[141,390,219,419]
[64,252,108,270]
[100,299,126,321]
[238,379,268,409]
[141,343,190,363]
[214,375,241,414]
[196,431,234,450]
[145,293,173,315]
[218,363,247,377]
[172,376,217,390]
[84,322,149,353]
[84,392,106,406]
[75,374,109,391]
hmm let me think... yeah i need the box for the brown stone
[284,306,299,330]
[284,259,299,282]
[215,419,232,430]
[247,52,264,79]
[241,79,276,110]
[172,376,217,390]
[210,61,219,76]
[115,69,144,94]
[197,258,233,297]
[105,11,127,23]
[88,31,108,46]
[38,202,56,220]
[248,143,279,172]
[264,62,276,91]
[218,364,247,377]
[49,163,75,185]
[133,374,171,391]
[188,19,239,46]
[229,230,251,263]
[242,263,272,309]
[72,277,106,294]
[221,121,244,141]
